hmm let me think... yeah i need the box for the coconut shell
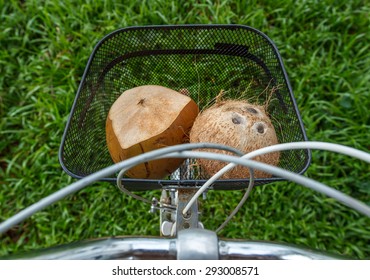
[189,100,280,179]
[106,85,199,179]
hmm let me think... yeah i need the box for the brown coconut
[106,85,199,179]
[189,100,280,179]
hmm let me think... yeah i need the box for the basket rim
[58,24,311,188]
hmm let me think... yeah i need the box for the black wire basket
[59,25,310,190]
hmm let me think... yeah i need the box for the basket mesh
[60,25,310,190]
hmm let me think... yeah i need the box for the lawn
[0,0,369,259]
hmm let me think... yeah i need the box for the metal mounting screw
[150,197,158,214]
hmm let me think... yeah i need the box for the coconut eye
[231,113,244,125]
[246,107,258,114]
[256,124,265,133]
[232,116,242,124]
[252,122,267,134]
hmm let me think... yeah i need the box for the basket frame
[59,24,311,190]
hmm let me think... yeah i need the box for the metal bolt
[150,197,158,214]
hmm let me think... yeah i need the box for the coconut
[106,85,199,179]
[189,100,280,179]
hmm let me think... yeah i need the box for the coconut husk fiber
[190,99,280,179]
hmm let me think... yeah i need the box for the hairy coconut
[106,85,199,179]
[189,100,279,179]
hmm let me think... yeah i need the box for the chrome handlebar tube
[7,229,342,260]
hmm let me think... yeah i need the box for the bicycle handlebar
[5,229,342,260]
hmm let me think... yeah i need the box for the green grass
[1,0,369,259]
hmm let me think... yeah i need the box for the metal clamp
[177,229,219,260]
